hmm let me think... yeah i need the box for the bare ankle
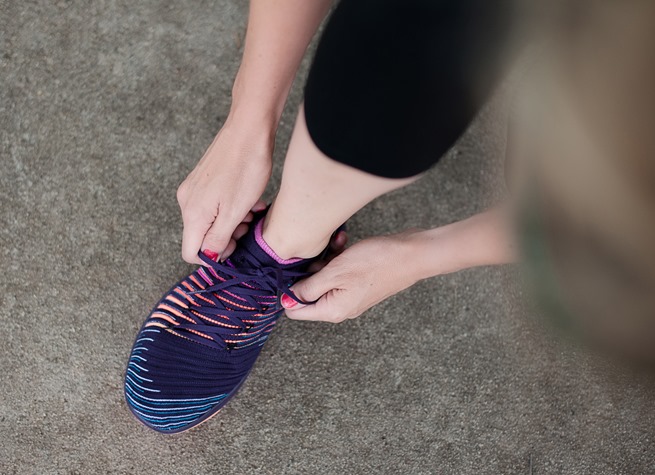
[261,220,330,260]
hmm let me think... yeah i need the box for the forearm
[229,0,333,128]
[408,205,518,281]
[284,206,518,323]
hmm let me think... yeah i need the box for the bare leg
[263,105,419,260]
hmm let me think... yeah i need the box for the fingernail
[281,294,297,308]
[203,249,219,261]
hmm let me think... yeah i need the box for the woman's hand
[174,0,334,265]
[281,207,517,323]
[282,231,423,323]
[176,120,273,264]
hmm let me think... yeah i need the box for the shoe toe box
[124,326,258,433]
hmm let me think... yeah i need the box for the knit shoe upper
[124,216,313,433]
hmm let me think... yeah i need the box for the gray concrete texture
[1,1,654,474]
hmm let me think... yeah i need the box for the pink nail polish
[281,294,297,308]
[203,249,219,261]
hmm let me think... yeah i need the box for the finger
[329,231,348,253]
[231,222,249,241]
[181,208,215,264]
[281,267,337,308]
[305,233,348,273]
[307,234,347,272]
[251,200,267,213]
[241,211,255,224]
[306,261,327,273]
[201,210,242,260]
[327,231,348,260]
[221,238,237,260]
[284,292,341,322]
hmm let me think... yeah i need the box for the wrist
[388,229,438,285]
[228,70,288,130]
[224,103,278,137]
[209,116,275,170]
[220,106,278,150]
[402,226,471,282]
[405,208,518,281]
[227,100,280,133]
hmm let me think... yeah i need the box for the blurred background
[511,0,655,363]
[1,1,654,474]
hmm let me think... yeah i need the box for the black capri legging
[304,0,513,178]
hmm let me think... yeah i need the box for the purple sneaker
[124,213,319,433]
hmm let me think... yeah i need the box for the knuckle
[220,207,244,226]
[299,282,315,298]
[185,206,213,224]
[181,249,195,263]
[331,304,352,323]
[204,227,228,245]
[291,291,308,305]
[329,315,344,324]
[328,310,346,323]
[176,182,188,202]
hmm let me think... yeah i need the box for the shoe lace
[162,250,308,351]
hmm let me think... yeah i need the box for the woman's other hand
[176,120,273,264]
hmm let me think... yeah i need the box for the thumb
[281,268,335,310]
[200,212,241,261]
[284,292,336,322]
